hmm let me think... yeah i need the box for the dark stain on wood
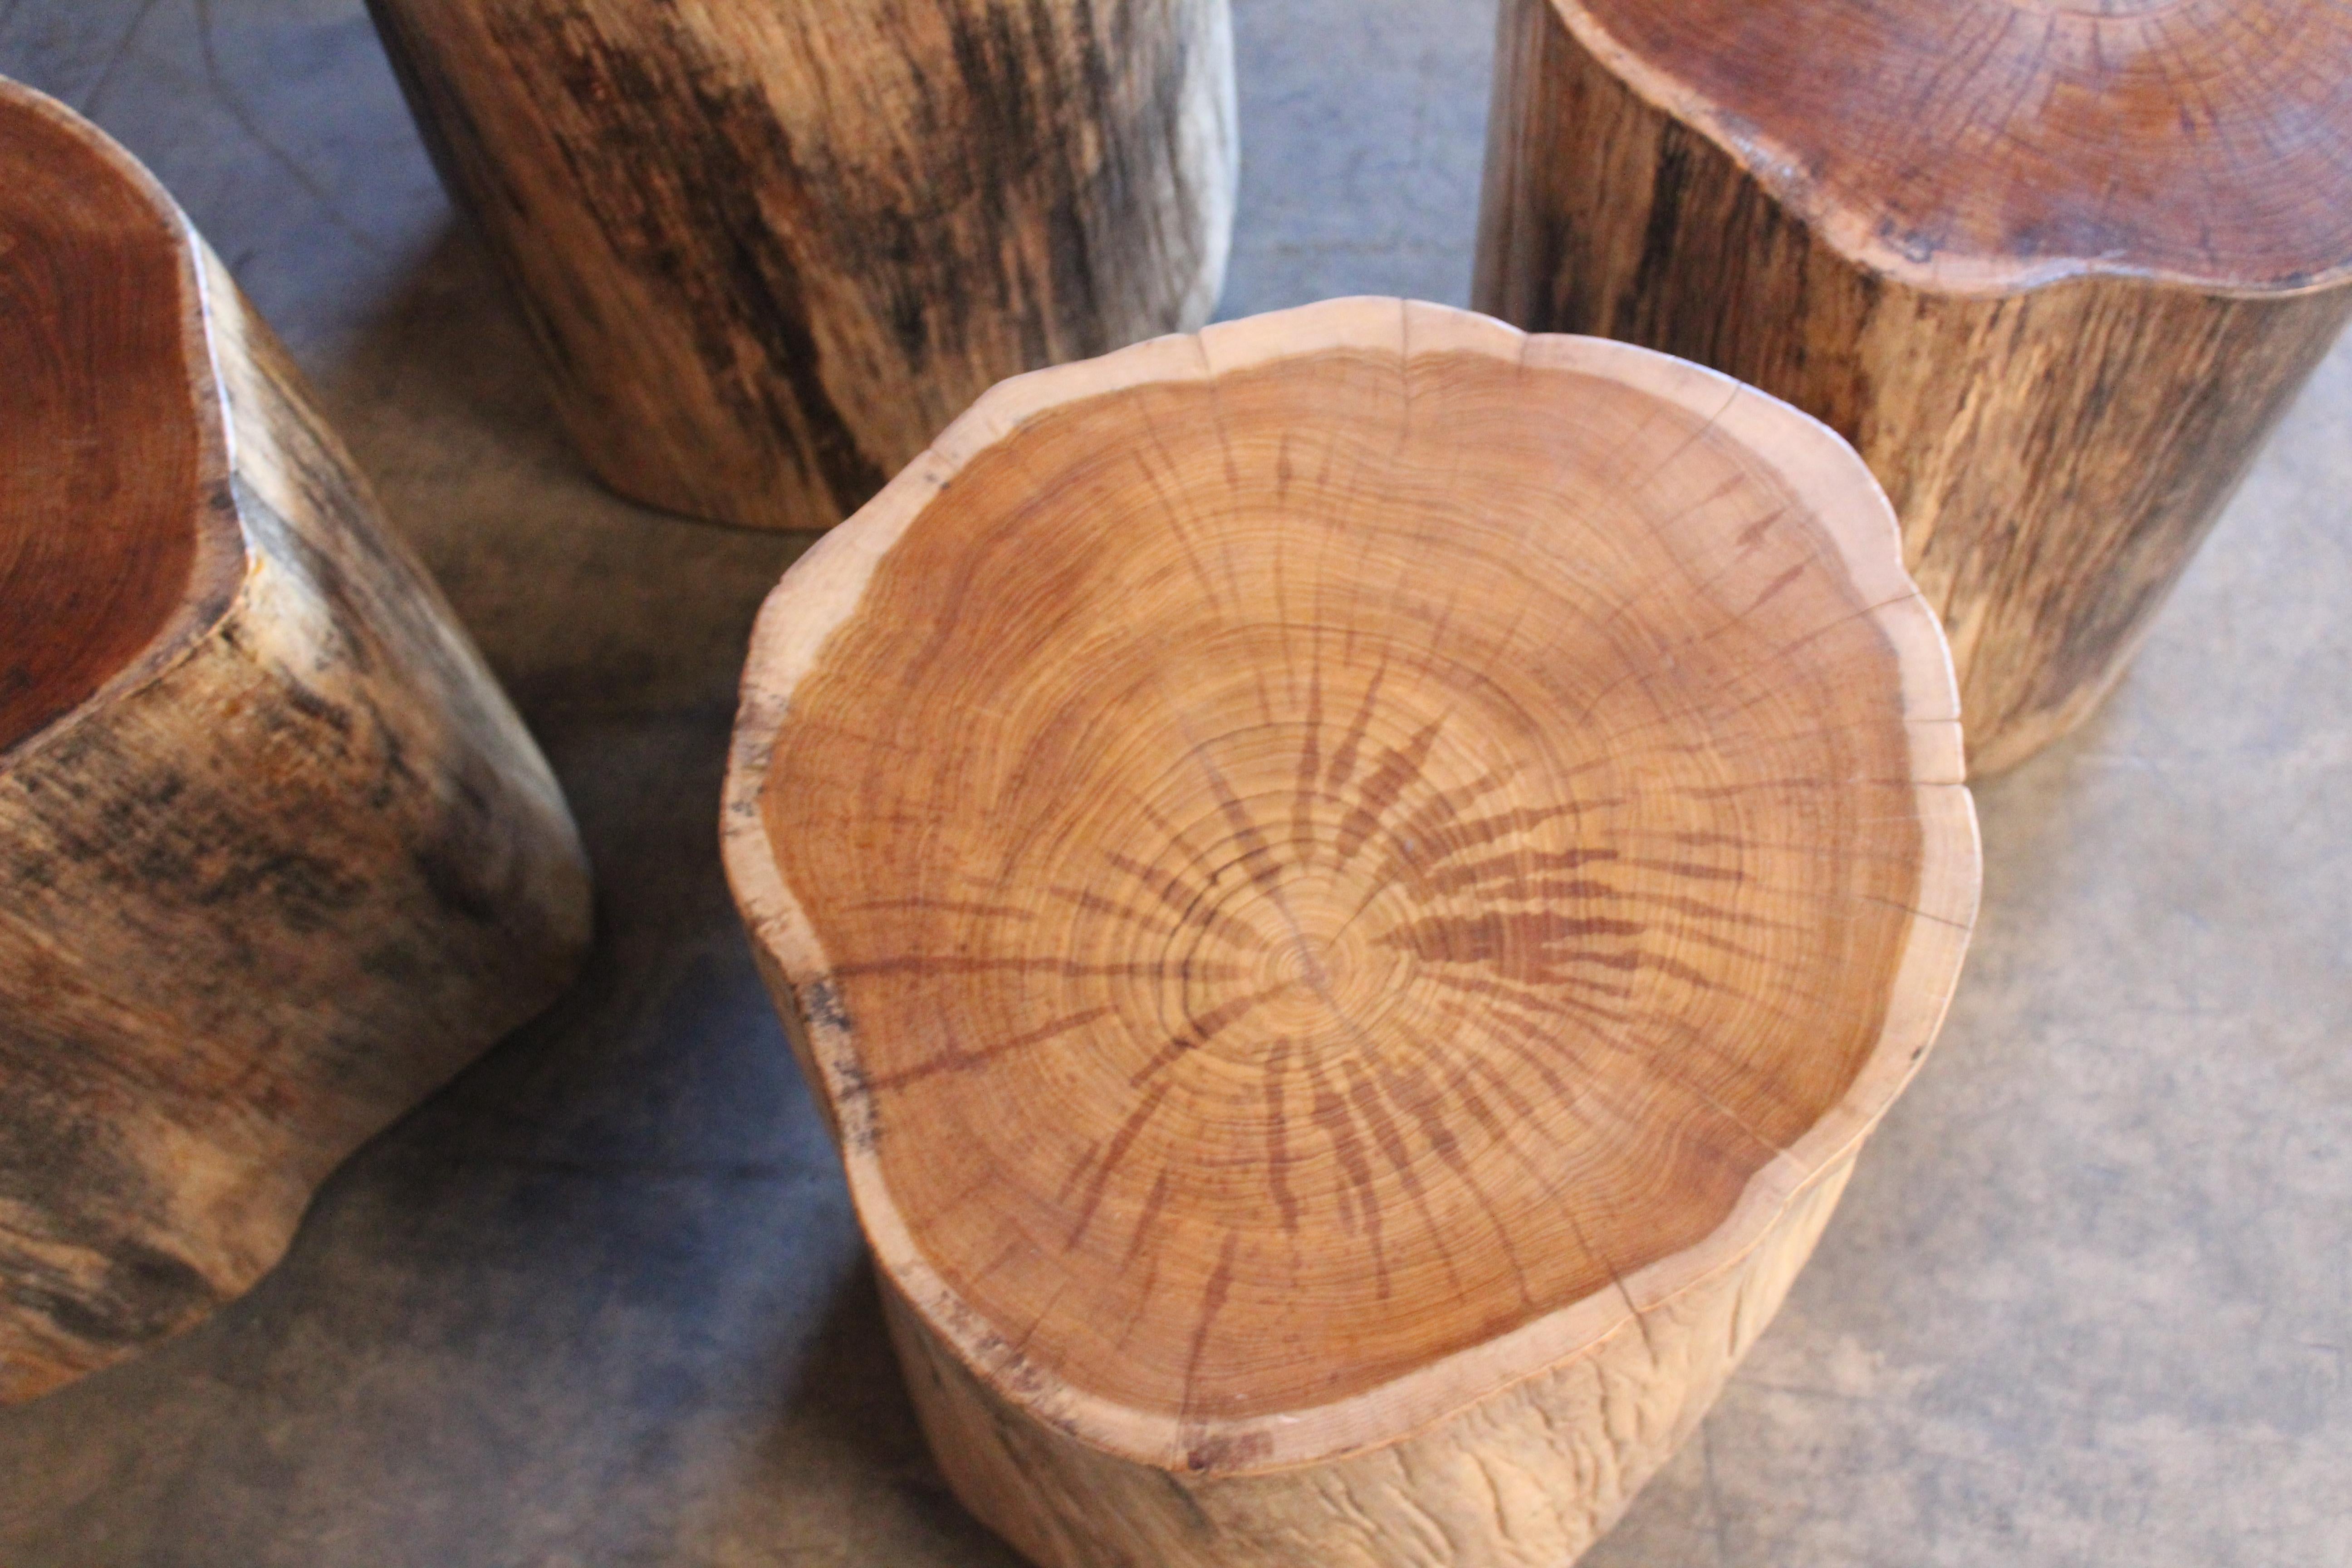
[0,83,591,1401]
[364,0,1232,529]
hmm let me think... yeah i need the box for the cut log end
[1550,0,2352,293]
[0,86,241,755]
[727,299,1978,1560]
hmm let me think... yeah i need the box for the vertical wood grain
[367,0,1237,529]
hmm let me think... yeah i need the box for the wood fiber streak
[1475,0,2352,773]
[725,299,1979,1566]
[0,84,591,1402]
[365,0,1237,530]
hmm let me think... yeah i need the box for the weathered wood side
[886,1155,1856,1568]
[0,233,591,1402]
[365,0,1237,530]
[1475,0,2352,773]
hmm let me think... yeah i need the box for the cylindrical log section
[0,82,591,1401]
[363,0,1238,531]
[1475,0,2352,774]
[722,299,1981,1566]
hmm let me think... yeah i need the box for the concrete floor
[2,3,2348,1563]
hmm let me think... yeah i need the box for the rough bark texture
[723,299,1980,1566]
[0,83,591,1402]
[364,0,1237,531]
[1474,0,2352,774]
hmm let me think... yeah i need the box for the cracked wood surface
[0,80,590,1401]
[362,0,1237,530]
[723,296,1980,1564]
[1474,0,2352,774]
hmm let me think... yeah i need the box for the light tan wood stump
[363,0,1237,531]
[723,298,1980,1567]
[1475,0,2352,774]
[0,82,591,1401]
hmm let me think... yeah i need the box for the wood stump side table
[0,82,592,1402]
[364,0,1238,531]
[1475,0,2352,774]
[723,298,1981,1567]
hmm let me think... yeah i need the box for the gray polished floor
[3,3,2348,1564]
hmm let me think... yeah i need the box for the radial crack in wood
[1475,0,2352,774]
[723,297,1980,1567]
[0,80,592,1402]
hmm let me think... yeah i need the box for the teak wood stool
[724,299,1981,1567]
[1475,0,2352,774]
[0,81,591,1402]
[365,0,1237,531]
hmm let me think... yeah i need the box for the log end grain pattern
[724,298,1980,1565]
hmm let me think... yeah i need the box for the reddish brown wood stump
[0,81,592,1401]
[724,298,1981,1566]
[1476,0,2352,774]
[365,0,1237,531]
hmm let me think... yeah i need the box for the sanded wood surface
[724,297,1980,1565]
[0,81,591,1403]
[364,0,1237,531]
[1475,0,2352,774]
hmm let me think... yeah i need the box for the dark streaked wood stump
[364,0,1237,531]
[0,81,591,1402]
[1475,0,2352,774]
[723,298,1981,1567]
